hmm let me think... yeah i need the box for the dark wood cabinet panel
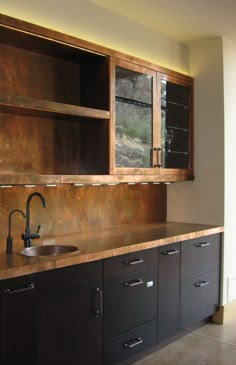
[104,248,158,278]
[0,275,37,365]
[104,319,157,365]
[158,243,180,342]
[104,266,158,339]
[180,270,220,329]
[37,281,103,365]
[181,234,221,281]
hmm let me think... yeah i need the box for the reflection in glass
[115,67,153,168]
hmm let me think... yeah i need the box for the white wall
[0,0,188,73]
[222,37,236,303]
[167,37,224,227]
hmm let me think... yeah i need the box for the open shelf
[0,94,110,120]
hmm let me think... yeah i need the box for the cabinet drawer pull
[123,258,144,265]
[194,280,209,287]
[123,337,143,349]
[157,147,162,168]
[124,279,143,287]
[4,283,34,295]
[195,242,211,247]
[94,287,103,318]
[161,249,179,255]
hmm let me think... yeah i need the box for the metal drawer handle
[161,249,179,255]
[195,242,211,247]
[94,287,103,318]
[123,258,144,265]
[4,283,35,295]
[124,279,143,287]
[123,337,143,349]
[194,280,210,287]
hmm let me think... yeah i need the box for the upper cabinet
[110,58,193,178]
[0,15,194,184]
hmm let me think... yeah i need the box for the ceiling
[89,0,236,44]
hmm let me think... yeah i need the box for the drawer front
[104,319,157,365]
[36,260,102,294]
[104,248,158,278]
[180,269,220,329]
[104,266,158,339]
[181,234,221,280]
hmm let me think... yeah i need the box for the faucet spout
[22,192,47,248]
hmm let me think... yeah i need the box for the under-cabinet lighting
[128,182,136,185]
[153,182,160,184]
[92,183,101,186]
[0,185,13,188]
[24,185,36,187]
[46,184,57,187]
[164,182,172,184]
[108,183,118,186]
[140,182,149,185]
[74,183,85,186]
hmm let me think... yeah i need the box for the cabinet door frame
[157,72,194,176]
[109,57,159,175]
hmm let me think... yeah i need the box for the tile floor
[133,300,236,365]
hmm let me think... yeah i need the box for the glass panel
[115,66,153,168]
[161,79,190,169]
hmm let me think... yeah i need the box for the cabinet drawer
[36,260,102,294]
[104,266,158,339]
[104,248,158,278]
[181,234,221,280]
[180,269,220,329]
[104,319,157,365]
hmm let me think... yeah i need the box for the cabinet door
[0,276,37,365]
[180,270,220,329]
[104,266,158,339]
[110,58,158,174]
[37,281,103,365]
[158,73,193,174]
[158,243,180,342]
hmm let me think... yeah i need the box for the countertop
[0,222,224,280]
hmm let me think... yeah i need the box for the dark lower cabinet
[158,243,180,342]
[37,281,103,365]
[0,275,37,365]
[180,270,220,329]
[104,319,157,365]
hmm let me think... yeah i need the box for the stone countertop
[0,222,224,280]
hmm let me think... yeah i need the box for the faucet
[6,209,26,254]
[21,192,47,248]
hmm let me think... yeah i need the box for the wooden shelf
[0,173,194,185]
[0,94,110,120]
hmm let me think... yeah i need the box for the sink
[20,245,79,257]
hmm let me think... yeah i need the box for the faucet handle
[36,225,41,234]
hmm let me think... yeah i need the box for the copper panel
[0,184,166,241]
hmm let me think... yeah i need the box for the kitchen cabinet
[36,261,103,365]
[0,275,37,365]
[0,14,194,184]
[180,234,221,329]
[110,58,193,177]
[104,248,158,365]
[158,243,181,342]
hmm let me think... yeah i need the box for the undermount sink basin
[20,245,79,257]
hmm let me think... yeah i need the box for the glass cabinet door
[160,77,192,170]
[113,63,156,170]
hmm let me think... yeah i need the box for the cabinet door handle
[124,279,143,287]
[123,337,143,349]
[161,249,179,255]
[195,242,211,247]
[94,287,103,318]
[194,280,210,287]
[156,147,162,168]
[4,283,34,295]
[123,258,144,266]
